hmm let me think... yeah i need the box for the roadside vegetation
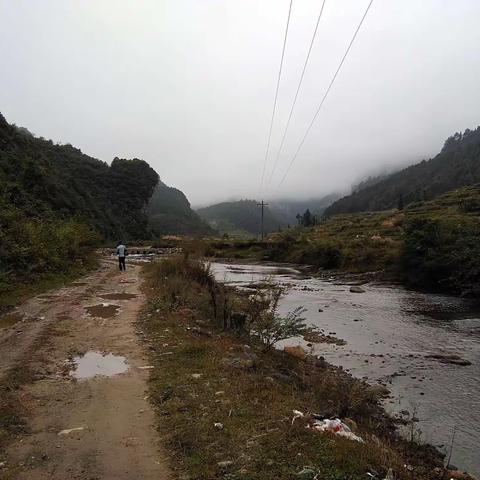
[0,202,99,314]
[207,185,480,297]
[141,255,445,480]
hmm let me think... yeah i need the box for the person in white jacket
[116,241,127,271]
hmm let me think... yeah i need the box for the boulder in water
[425,354,471,366]
[350,286,366,293]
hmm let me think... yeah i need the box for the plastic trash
[57,426,86,436]
[309,418,364,443]
[296,467,318,478]
[292,409,305,425]
[214,422,224,430]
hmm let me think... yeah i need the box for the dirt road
[0,260,170,479]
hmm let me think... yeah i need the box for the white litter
[191,373,202,379]
[214,422,224,430]
[292,409,305,425]
[138,365,155,370]
[57,427,86,436]
[309,418,364,443]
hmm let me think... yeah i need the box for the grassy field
[140,256,445,480]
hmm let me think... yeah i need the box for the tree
[301,209,314,227]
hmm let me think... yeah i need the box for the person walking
[116,241,127,271]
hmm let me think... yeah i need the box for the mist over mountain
[325,126,480,216]
[269,193,341,225]
[196,199,288,237]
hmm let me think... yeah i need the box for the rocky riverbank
[139,256,476,480]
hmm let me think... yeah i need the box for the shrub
[0,202,99,293]
[245,281,312,350]
[402,217,480,295]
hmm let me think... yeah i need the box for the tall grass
[146,256,238,330]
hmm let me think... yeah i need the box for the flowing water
[211,262,480,476]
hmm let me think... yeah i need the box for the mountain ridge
[325,126,480,216]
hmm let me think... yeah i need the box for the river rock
[284,345,307,360]
[350,286,366,293]
[425,354,472,366]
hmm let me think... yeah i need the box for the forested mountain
[0,112,206,295]
[325,126,480,216]
[0,113,158,239]
[197,199,288,236]
[147,181,214,235]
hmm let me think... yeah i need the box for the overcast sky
[1,1,479,206]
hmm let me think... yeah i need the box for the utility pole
[257,200,268,241]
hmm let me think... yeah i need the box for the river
[211,261,480,477]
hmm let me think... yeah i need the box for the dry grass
[140,257,442,480]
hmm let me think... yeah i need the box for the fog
[1,0,479,206]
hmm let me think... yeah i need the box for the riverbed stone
[284,345,307,360]
[350,286,366,293]
[425,354,472,366]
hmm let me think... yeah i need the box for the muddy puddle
[0,312,23,329]
[70,351,128,379]
[85,303,120,318]
[99,293,137,301]
[211,262,480,477]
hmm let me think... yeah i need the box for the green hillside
[197,199,288,237]
[325,126,480,215]
[0,113,158,240]
[0,112,160,299]
[147,181,214,236]
[0,113,209,302]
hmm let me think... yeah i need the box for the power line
[267,0,327,186]
[278,0,374,187]
[258,0,293,197]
